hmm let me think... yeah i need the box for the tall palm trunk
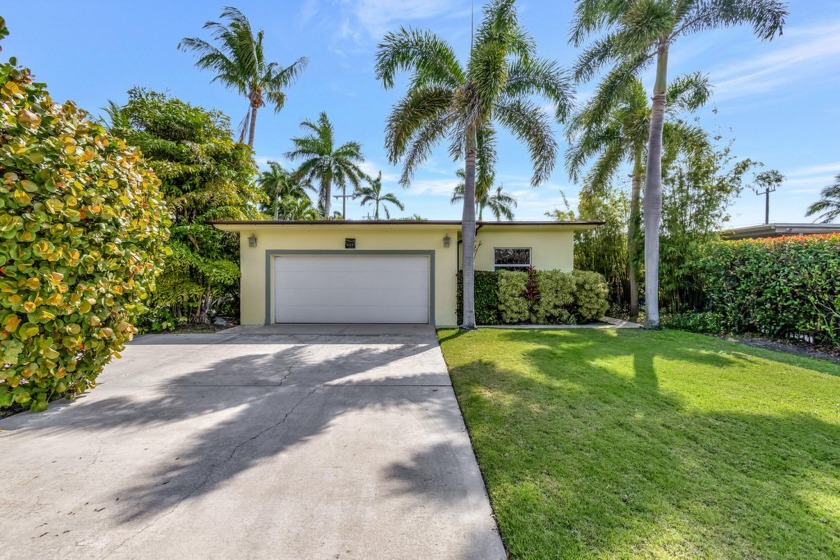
[628,147,643,321]
[643,41,669,329]
[461,128,478,330]
[374,199,380,220]
[247,88,261,148]
[321,176,331,217]
[247,104,258,148]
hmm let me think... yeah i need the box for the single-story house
[722,222,840,239]
[211,220,602,327]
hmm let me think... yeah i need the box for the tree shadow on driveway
[0,330,506,559]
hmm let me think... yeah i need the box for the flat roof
[212,219,603,228]
[722,223,840,239]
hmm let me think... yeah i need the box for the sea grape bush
[0,59,169,410]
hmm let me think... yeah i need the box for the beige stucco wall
[473,229,575,271]
[234,225,461,327]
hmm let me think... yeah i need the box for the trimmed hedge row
[669,234,840,345]
[457,269,609,325]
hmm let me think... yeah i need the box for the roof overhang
[721,223,840,239]
[211,220,604,233]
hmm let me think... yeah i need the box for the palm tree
[806,174,840,224]
[451,172,517,221]
[279,196,321,221]
[257,161,314,219]
[572,0,786,328]
[566,74,710,320]
[178,6,307,147]
[285,112,367,218]
[355,172,405,219]
[376,0,572,329]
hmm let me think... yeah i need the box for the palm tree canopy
[179,6,307,146]
[571,0,786,121]
[451,176,517,221]
[179,7,307,108]
[354,172,406,219]
[375,0,573,188]
[257,161,314,218]
[566,73,711,188]
[285,112,367,215]
[806,174,840,224]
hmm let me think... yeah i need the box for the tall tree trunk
[643,41,669,329]
[342,183,347,218]
[375,200,379,220]
[628,146,643,321]
[321,176,331,217]
[461,128,478,330]
[247,103,258,148]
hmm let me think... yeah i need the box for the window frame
[493,247,532,272]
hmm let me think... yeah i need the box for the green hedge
[457,271,500,325]
[456,269,609,326]
[671,234,840,345]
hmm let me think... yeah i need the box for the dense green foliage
[109,89,262,326]
[678,234,840,345]
[0,62,169,410]
[440,328,840,559]
[456,271,500,325]
[531,270,575,324]
[257,161,318,220]
[497,271,530,323]
[659,139,753,312]
[457,269,608,325]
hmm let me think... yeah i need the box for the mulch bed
[722,335,840,365]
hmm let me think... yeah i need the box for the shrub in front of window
[531,270,575,324]
[497,270,529,323]
[0,60,169,411]
[572,271,610,323]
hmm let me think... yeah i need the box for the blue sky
[4,1,839,225]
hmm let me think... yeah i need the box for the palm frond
[375,27,464,89]
[494,99,558,186]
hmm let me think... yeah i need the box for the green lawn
[438,328,840,559]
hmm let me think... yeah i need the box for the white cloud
[405,177,459,196]
[779,161,840,193]
[358,160,400,183]
[341,0,468,39]
[712,20,840,101]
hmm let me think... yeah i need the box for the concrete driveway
[0,325,505,560]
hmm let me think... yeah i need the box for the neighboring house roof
[722,223,840,240]
[212,220,603,232]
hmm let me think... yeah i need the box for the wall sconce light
[248,234,257,248]
[443,234,451,248]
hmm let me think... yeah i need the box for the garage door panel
[274,255,430,324]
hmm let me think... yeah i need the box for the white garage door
[274,255,430,324]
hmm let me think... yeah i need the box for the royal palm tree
[806,174,840,224]
[566,74,710,320]
[179,6,307,147]
[376,0,572,329]
[257,161,314,219]
[572,0,786,327]
[355,172,405,219]
[285,112,366,217]
[451,172,518,221]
